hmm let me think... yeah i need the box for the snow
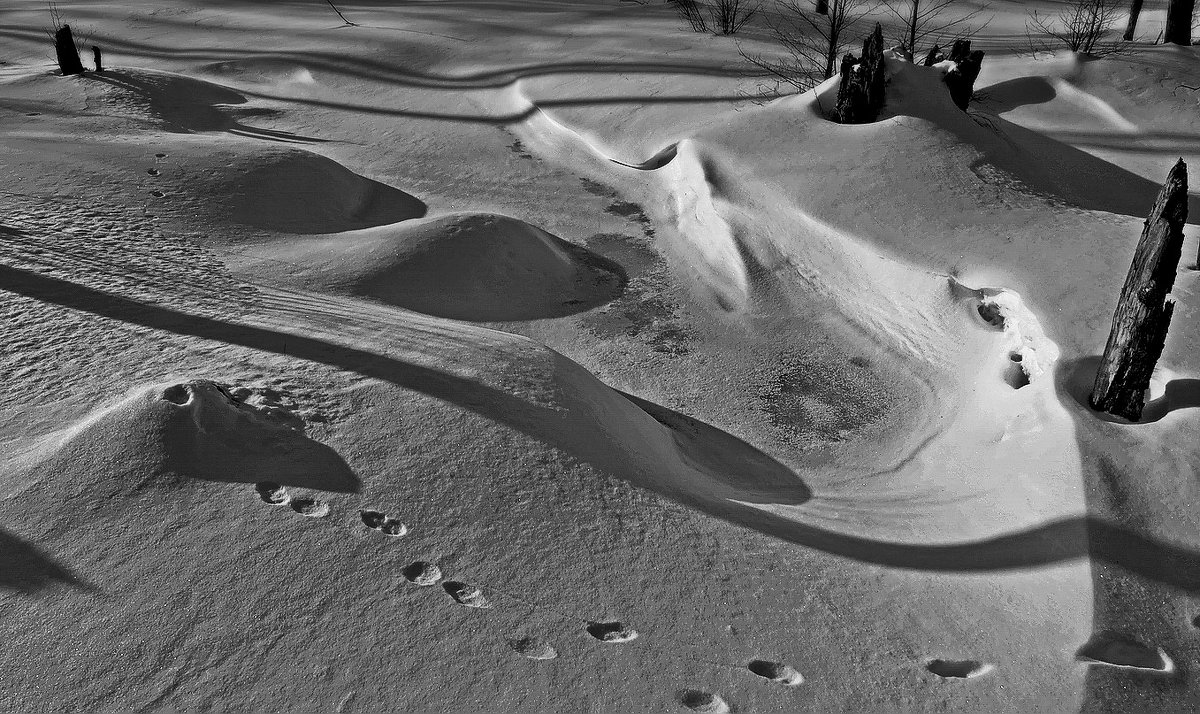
[1,0,1199,712]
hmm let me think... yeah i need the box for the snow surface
[1,1,1199,712]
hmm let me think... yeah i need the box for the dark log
[1165,0,1194,45]
[922,44,945,66]
[943,40,984,111]
[54,25,85,76]
[92,46,103,73]
[1123,0,1145,41]
[834,23,887,124]
[1090,159,1189,421]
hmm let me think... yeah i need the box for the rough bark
[1123,0,1145,41]
[1090,159,1190,421]
[1165,0,1195,45]
[835,23,887,124]
[54,25,85,76]
[943,39,984,111]
[92,46,103,73]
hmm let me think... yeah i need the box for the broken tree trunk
[1090,159,1189,421]
[943,40,984,111]
[922,44,945,67]
[92,46,103,73]
[54,24,85,76]
[834,23,887,124]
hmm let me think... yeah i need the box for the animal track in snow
[255,481,290,505]
[1075,632,1175,674]
[443,581,491,608]
[380,519,407,537]
[510,636,558,660]
[402,561,442,586]
[149,190,166,198]
[586,621,638,643]
[146,168,160,176]
[679,690,729,713]
[925,659,994,679]
[290,497,331,517]
[748,659,803,685]
[360,510,387,529]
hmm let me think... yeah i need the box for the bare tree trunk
[835,23,887,123]
[943,39,984,111]
[54,25,85,76]
[1123,0,1145,41]
[816,0,829,14]
[1090,159,1189,421]
[92,46,103,73]
[826,21,841,79]
[1165,0,1195,45]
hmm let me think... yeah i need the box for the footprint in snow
[925,659,995,679]
[402,561,442,586]
[150,190,165,198]
[510,636,558,660]
[255,481,290,505]
[1075,632,1175,674]
[146,168,160,176]
[443,581,491,608]
[679,690,729,713]
[361,509,408,537]
[290,496,331,517]
[748,659,803,685]
[587,621,638,643]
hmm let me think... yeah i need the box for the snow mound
[7,381,358,495]
[215,148,427,234]
[259,213,627,321]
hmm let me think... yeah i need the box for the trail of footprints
[247,479,1181,706]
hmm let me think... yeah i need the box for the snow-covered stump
[943,40,984,111]
[1090,159,1189,421]
[834,23,886,124]
[922,44,945,67]
[54,25,85,76]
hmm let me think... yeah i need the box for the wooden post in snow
[1090,159,1189,421]
[54,24,85,76]
[92,46,103,73]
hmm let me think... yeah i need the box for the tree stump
[1165,0,1195,46]
[835,23,887,124]
[1090,159,1189,421]
[943,40,984,111]
[922,44,945,67]
[54,25,85,76]
[92,46,103,73]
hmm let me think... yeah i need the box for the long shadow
[1057,359,1200,709]
[9,265,1200,590]
[83,69,328,143]
[0,529,97,595]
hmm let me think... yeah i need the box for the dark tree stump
[1124,0,1145,41]
[54,25,85,76]
[1091,159,1189,421]
[92,46,103,73]
[835,23,887,124]
[922,44,945,67]
[1165,0,1194,46]
[943,40,984,111]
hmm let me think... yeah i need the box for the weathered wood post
[54,24,85,76]
[834,23,887,124]
[1090,159,1189,421]
[943,40,984,111]
[92,46,103,73]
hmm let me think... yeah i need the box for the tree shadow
[84,68,329,144]
[0,529,97,595]
[10,264,1200,591]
